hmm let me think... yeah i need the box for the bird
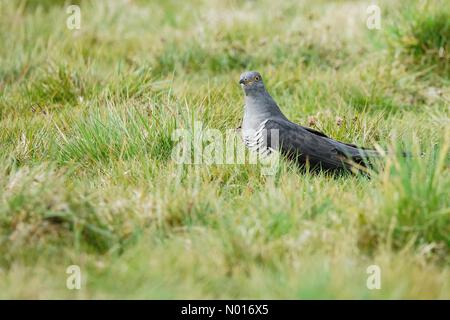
[239,71,381,173]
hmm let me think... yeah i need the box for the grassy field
[0,0,449,299]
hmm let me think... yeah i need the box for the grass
[387,1,450,78]
[0,0,449,299]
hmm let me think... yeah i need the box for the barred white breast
[242,119,273,157]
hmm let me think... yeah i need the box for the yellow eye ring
[255,76,260,81]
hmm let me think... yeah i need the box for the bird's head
[239,71,265,94]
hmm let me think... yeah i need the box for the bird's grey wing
[300,125,361,149]
[264,119,349,171]
[301,126,330,138]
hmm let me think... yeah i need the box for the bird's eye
[255,76,260,81]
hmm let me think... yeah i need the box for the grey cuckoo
[239,71,381,173]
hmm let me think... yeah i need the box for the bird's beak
[239,79,245,85]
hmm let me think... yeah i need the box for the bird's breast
[242,120,273,157]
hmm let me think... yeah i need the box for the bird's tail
[351,147,414,170]
[351,148,382,168]
[358,148,413,159]
[358,148,383,159]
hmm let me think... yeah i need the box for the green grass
[0,0,449,299]
[387,1,450,78]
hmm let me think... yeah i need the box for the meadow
[0,0,449,298]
